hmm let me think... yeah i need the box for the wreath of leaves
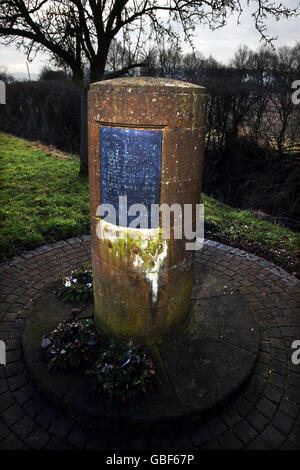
[40,319,160,402]
[40,319,101,371]
[86,340,160,402]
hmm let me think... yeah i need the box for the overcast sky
[0,1,299,80]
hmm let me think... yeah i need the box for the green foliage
[57,269,93,304]
[40,316,160,402]
[86,340,160,402]
[40,319,102,371]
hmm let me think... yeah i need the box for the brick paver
[0,237,299,450]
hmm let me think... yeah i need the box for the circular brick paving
[0,237,299,450]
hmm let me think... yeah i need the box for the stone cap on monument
[89,76,206,94]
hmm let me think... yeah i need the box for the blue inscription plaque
[100,126,162,228]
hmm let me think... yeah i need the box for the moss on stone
[101,223,166,272]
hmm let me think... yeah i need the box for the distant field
[0,132,298,276]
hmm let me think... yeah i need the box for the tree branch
[105,61,147,79]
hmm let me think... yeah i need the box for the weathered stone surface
[188,294,260,355]
[88,77,207,338]
[22,273,259,430]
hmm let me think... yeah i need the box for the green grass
[203,195,299,275]
[0,132,298,276]
[0,132,90,259]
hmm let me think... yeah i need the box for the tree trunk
[79,85,89,175]
[77,57,106,175]
[90,60,106,83]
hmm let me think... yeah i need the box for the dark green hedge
[0,80,81,154]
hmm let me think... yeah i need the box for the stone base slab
[22,266,259,430]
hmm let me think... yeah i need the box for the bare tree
[0,1,298,174]
[269,44,300,152]
[143,41,183,78]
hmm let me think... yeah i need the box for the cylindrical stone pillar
[88,77,206,340]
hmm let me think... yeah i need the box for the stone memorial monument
[88,77,206,339]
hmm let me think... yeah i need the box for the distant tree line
[141,43,300,229]
[0,43,299,229]
[143,42,300,155]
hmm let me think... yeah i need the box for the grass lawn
[0,132,90,259]
[0,132,299,276]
